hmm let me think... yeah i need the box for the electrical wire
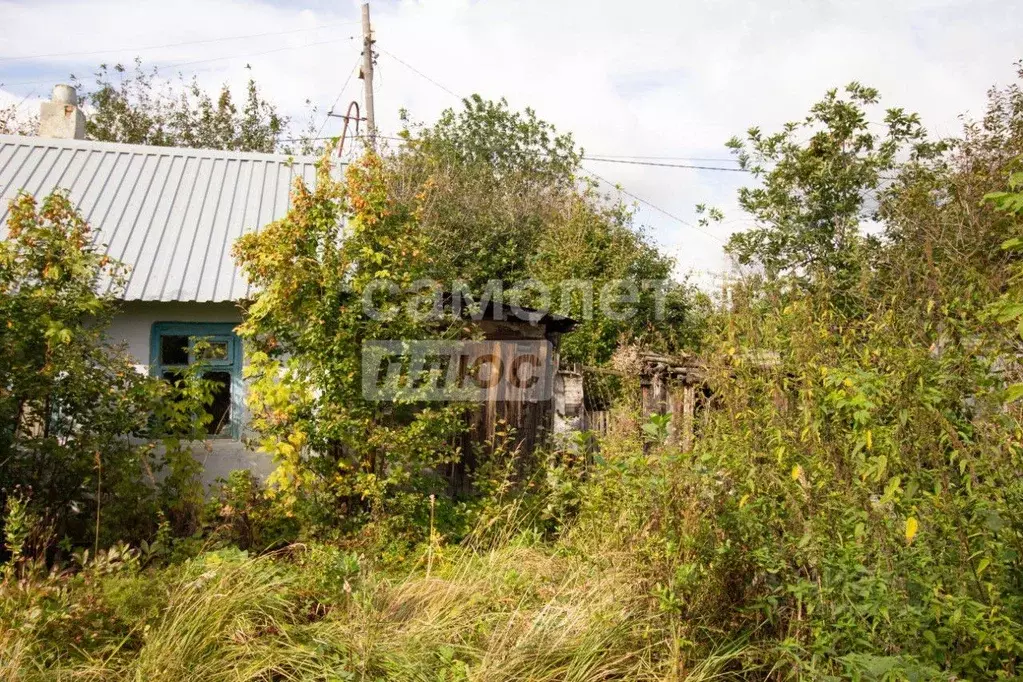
[1,37,356,88]
[581,153,739,163]
[368,53,752,175]
[583,156,750,172]
[377,48,461,99]
[281,133,403,142]
[580,166,727,243]
[159,37,354,71]
[276,132,750,174]
[309,49,730,242]
[0,22,359,62]
[315,58,362,137]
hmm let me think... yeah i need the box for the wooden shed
[449,301,576,493]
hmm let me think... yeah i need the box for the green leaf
[976,557,991,577]
[1001,236,1023,251]
[995,303,1023,323]
[984,510,1005,532]
[1004,384,1023,403]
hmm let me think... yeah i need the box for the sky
[0,0,1020,287]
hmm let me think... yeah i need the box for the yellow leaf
[739,494,750,508]
[905,517,919,543]
[866,430,873,451]
[791,464,802,481]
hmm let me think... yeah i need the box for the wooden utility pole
[360,3,376,148]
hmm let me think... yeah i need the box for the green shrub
[0,191,213,553]
[204,469,299,551]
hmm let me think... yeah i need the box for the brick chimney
[39,84,85,140]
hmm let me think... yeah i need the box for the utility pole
[360,2,376,148]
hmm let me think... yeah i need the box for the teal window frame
[149,322,244,439]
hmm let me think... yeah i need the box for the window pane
[204,371,232,436]
[196,340,229,361]
[160,335,189,365]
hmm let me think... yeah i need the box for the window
[150,322,243,438]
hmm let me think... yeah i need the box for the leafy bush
[204,470,299,551]
[0,191,213,554]
[234,153,470,537]
[561,72,1023,678]
[392,96,708,364]
[77,59,288,153]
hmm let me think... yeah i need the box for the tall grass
[0,403,753,681]
[1,530,752,681]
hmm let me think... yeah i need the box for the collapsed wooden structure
[553,351,709,453]
[637,352,707,452]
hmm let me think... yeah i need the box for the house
[0,85,319,485]
[0,84,577,489]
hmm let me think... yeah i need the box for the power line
[281,133,406,143]
[277,132,750,177]
[314,47,730,242]
[373,50,745,174]
[0,37,356,88]
[275,138,730,243]
[583,153,739,163]
[0,22,359,63]
[583,156,750,172]
[580,166,727,244]
[315,58,362,137]
[276,133,748,174]
[161,37,355,71]
[377,48,461,100]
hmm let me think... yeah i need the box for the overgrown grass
[0,529,751,681]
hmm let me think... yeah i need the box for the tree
[234,153,468,534]
[389,96,580,287]
[0,101,37,136]
[876,63,1023,316]
[528,187,707,364]
[411,95,581,189]
[74,60,288,153]
[648,71,1023,677]
[726,82,939,284]
[390,96,704,363]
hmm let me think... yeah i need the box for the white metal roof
[0,134,320,302]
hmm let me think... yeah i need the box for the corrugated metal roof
[0,134,321,302]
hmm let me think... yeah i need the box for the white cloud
[1,0,1019,284]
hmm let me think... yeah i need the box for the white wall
[107,300,275,488]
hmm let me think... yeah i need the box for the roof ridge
[0,133,322,166]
